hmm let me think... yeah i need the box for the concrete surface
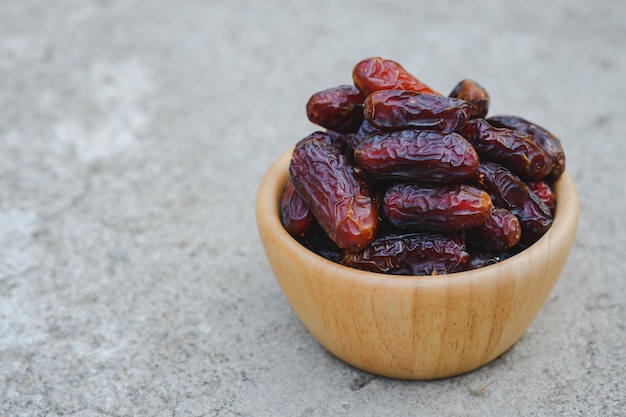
[1,0,624,416]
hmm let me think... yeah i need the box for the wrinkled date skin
[527,180,556,213]
[280,179,314,237]
[465,207,521,252]
[364,90,472,133]
[289,138,378,253]
[487,115,565,181]
[462,118,553,180]
[449,79,490,119]
[383,183,493,232]
[343,232,469,275]
[306,85,365,134]
[474,162,553,244]
[353,130,479,183]
[352,57,441,97]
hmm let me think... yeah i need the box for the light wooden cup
[256,149,579,380]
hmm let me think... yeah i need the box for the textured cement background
[1,0,625,416]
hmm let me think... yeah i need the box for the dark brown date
[289,138,378,253]
[464,251,512,271]
[487,115,565,181]
[352,57,441,97]
[474,162,553,244]
[449,79,490,119]
[280,179,314,237]
[347,120,384,151]
[383,183,493,232]
[462,118,553,180]
[363,90,472,133]
[297,223,345,264]
[306,85,365,134]
[465,208,521,252]
[353,129,479,183]
[342,232,469,275]
[526,180,556,213]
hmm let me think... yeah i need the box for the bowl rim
[257,147,580,290]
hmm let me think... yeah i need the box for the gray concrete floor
[1,0,624,416]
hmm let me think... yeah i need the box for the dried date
[289,138,378,253]
[462,118,553,180]
[474,162,553,244]
[353,129,479,183]
[487,115,565,181]
[306,85,365,134]
[383,183,493,232]
[342,232,469,275]
[280,179,314,237]
[526,180,556,213]
[449,79,490,119]
[465,207,521,252]
[364,90,472,133]
[352,57,441,97]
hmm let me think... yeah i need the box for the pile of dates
[280,57,565,275]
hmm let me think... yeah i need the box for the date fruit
[364,89,472,133]
[487,115,565,181]
[474,162,552,244]
[465,208,521,252]
[280,57,565,275]
[352,57,441,97]
[342,232,469,275]
[383,183,493,232]
[280,179,314,237]
[289,137,378,253]
[306,85,365,134]
[449,79,490,119]
[462,118,553,180]
[527,180,556,213]
[353,129,479,182]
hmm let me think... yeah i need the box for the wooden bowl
[256,148,579,380]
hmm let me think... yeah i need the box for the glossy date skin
[527,180,556,213]
[465,207,521,252]
[462,118,553,180]
[352,57,441,97]
[364,90,472,133]
[487,115,565,181]
[289,138,378,253]
[280,179,314,237]
[353,129,479,183]
[306,85,365,134]
[383,183,493,232]
[342,232,469,275]
[474,162,553,244]
[448,79,490,119]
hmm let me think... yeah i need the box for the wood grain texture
[256,149,579,379]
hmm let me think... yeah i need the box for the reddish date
[364,90,472,133]
[527,180,556,213]
[342,232,469,275]
[465,208,521,252]
[474,162,553,244]
[462,118,553,180]
[280,179,314,237]
[383,183,493,232]
[487,115,565,181]
[353,129,479,183]
[289,137,378,253]
[352,57,441,97]
[449,79,490,119]
[306,85,365,134]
